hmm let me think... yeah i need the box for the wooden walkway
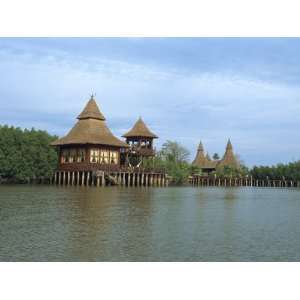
[189,175,300,188]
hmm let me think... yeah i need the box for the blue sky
[0,38,300,166]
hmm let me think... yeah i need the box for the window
[61,149,68,163]
[100,150,109,164]
[77,149,85,162]
[110,151,118,164]
[90,149,99,163]
[69,149,77,163]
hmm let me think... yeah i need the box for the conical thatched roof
[51,96,128,148]
[192,141,218,169]
[77,96,106,120]
[122,117,158,138]
[218,139,240,169]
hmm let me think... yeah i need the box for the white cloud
[0,44,300,166]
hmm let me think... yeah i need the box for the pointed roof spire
[51,96,128,148]
[217,139,240,169]
[226,138,233,150]
[198,141,204,151]
[122,117,158,138]
[192,141,218,169]
[77,95,106,121]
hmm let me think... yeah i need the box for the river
[1,185,300,261]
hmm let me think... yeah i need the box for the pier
[189,175,300,188]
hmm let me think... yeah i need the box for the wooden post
[54,172,57,184]
[71,172,74,185]
[136,173,139,186]
[101,172,105,187]
[141,173,144,186]
[81,172,85,186]
[157,174,161,186]
[86,172,90,186]
[76,172,79,186]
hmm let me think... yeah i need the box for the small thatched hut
[192,141,218,174]
[51,96,129,172]
[192,139,240,174]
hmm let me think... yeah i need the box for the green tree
[160,140,190,163]
[0,125,58,183]
[212,153,220,160]
[143,140,191,185]
[250,161,300,181]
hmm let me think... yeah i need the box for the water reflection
[1,185,300,261]
[224,188,238,201]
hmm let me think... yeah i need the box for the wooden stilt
[101,172,105,187]
[82,172,85,186]
[87,172,90,186]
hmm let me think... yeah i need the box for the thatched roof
[192,141,218,169]
[193,139,240,171]
[77,96,106,120]
[217,139,240,169]
[122,117,158,138]
[51,96,128,148]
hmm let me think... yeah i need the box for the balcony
[127,146,155,157]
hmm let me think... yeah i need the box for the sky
[0,37,300,166]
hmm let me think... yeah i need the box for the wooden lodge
[51,96,168,186]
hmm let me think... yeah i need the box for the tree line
[1,125,299,184]
[0,125,58,183]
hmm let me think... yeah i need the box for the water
[1,185,300,261]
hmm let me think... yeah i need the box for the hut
[122,117,158,166]
[192,139,239,174]
[51,95,129,173]
[192,141,218,174]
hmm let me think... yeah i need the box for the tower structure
[122,117,158,166]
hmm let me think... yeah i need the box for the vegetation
[250,161,300,181]
[0,125,58,183]
[1,124,299,185]
[143,140,195,185]
[215,165,249,177]
[212,153,220,160]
